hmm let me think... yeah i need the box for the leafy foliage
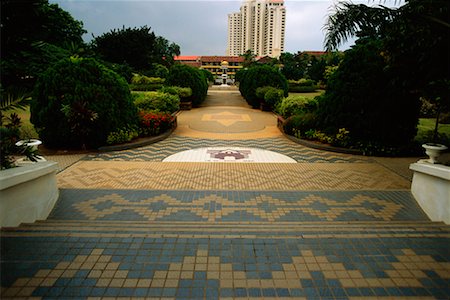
[316,39,420,147]
[31,57,138,149]
[0,112,40,169]
[275,95,318,119]
[1,0,86,88]
[92,26,180,72]
[255,87,284,107]
[324,0,450,147]
[139,111,173,136]
[160,86,193,100]
[130,74,165,91]
[288,79,318,93]
[166,64,208,106]
[106,127,139,145]
[0,88,31,112]
[236,65,288,108]
[283,113,319,137]
[133,92,180,114]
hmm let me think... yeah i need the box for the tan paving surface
[57,161,410,190]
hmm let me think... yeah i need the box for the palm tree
[324,0,450,51]
[323,0,450,143]
[323,2,397,51]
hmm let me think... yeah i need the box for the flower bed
[139,111,175,136]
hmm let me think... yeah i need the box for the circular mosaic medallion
[163,147,296,163]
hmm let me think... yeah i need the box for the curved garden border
[277,115,364,156]
[98,113,178,152]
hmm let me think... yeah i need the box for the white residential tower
[227,0,286,58]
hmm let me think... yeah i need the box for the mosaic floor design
[57,161,411,190]
[2,234,449,299]
[46,189,429,223]
[163,147,297,163]
[86,136,371,163]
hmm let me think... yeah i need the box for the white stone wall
[410,161,450,224]
[0,161,59,228]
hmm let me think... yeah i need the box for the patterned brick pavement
[1,90,449,299]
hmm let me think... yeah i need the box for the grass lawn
[4,106,39,139]
[416,118,450,144]
[289,89,325,99]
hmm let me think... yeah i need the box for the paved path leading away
[1,88,449,299]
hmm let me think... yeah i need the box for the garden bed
[98,113,178,152]
[277,114,363,155]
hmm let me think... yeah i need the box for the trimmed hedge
[166,64,208,106]
[237,65,288,108]
[275,95,318,119]
[31,57,137,149]
[160,86,193,101]
[130,74,165,91]
[133,91,180,114]
[288,79,318,93]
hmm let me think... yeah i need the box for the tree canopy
[91,26,180,72]
[1,0,86,88]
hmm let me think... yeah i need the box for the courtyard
[1,89,449,299]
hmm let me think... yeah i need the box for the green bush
[283,112,318,137]
[105,62,133,83]
[106,127,139,145]
[237,65,288,107]
[255,86,273,100]
[166,64,208,106]
[129,83,164,91]
[200,69,214,83]
[316,39,420,147]
[160,86,193,100]
[131,74,165,85]
[133,91,180,114]
[288,78,318,92]
[275,95,318,119]
[31,57,138,149]
[129,74,165,91]
[147,63,169,79]
[263,88,284,107]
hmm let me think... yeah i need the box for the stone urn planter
[15,139,42,151]
[422,143,448,164]
[15,139,46,165]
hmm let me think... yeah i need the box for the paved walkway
[1,89,449,299]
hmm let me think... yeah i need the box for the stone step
[2,220,449,239]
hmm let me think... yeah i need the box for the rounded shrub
[283,112,318,137]
[263,88,284,107]
[133,91,180,113]
[31,57,138,149]
[316,39,420,147]
[166,64,208,106]
[276,95,318,119]
[237,65,288,107]
[160,86,193,100]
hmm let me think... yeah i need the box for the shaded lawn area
[415,118,450,144]
[289,89,325,99]
[4,107,39,139]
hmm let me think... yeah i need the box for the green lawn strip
[288,90,324,99]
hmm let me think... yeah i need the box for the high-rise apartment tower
[227,0,286,58]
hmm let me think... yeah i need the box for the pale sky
[51,0,398,55]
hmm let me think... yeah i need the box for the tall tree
[323,0,450,143]
[92,26,180,72]
[1,0,86,88]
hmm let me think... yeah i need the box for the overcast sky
[51,0,397,55]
